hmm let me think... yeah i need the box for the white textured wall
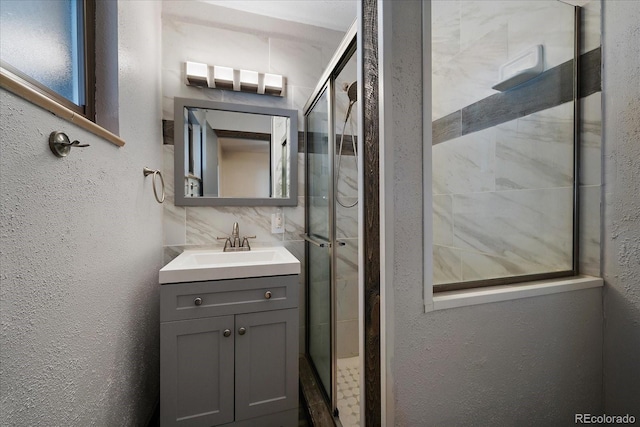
[0,1,163,425]
[383,1,603,424]
[601,0,640,413]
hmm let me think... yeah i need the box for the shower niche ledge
[159,247,300,427]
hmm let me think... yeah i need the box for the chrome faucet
[232,222,240,248]
[217,222,256,252]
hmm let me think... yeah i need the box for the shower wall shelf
[492,45,544,92]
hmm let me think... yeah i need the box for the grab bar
[301,234,331,248]
[301,234,347,248]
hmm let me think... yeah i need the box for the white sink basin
[159,246,301,284]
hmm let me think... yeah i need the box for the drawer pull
[265,291,272,299]
[238,327,246,335]
[194,297,202,306]
[223,329,231,337]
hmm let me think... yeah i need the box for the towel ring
[143,167,165,204]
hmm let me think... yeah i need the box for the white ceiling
[200,0,357,32]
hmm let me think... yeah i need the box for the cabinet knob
[238,327,246,335]
[194,297,202,306]
[265,291,272,299]
[223,329,231,337]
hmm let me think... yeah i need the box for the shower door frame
[303,23,358,418]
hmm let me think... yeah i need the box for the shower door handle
[301,233,331,248]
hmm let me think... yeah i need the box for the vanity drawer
[160,275,299,321]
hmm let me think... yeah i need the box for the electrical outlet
[271,212,284,234]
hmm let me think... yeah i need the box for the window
[430,0,579,292]
[0,0,95,120]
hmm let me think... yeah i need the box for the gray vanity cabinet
[160,275,299,427]
[160,316,235,426]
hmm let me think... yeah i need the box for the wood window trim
[1,68,125,147]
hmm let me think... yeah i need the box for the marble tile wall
[161,2,347,353]
[432,0,598,121]
[432,95,602,284]
[333,51,359,358]
[431,1,602,285]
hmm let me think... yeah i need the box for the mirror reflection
[174,98,298,207]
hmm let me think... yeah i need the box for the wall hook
[49,131,90,157]
[143,167,165,204]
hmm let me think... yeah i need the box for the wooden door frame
[361,0,381,425]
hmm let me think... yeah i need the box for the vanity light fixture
[240,69,259,93]
[263,73,284,96]
[213,65,235,90]
[185,61,209,87]
[185,62,285,96]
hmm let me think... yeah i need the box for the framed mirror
[174,98,298,206]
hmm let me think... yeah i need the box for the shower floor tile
[337,356,360,427]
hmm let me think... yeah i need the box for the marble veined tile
[432,126,496,195]
[337,199,358,240]
[433,245,462,285]
[163,246,182,265]
[453,187,573,271]
[284,197,305,242]
[336,152,358,201]
[460,1,520,51]
[283,240,304,286]
[507,0,574,70]
[581,0,601,55]
[460,249,545,282]
[336,238,358,281]
[270,37,324,89]
[186,206,284,246]
[163,146,186,246]
[433,194,453,246]
[432,0,461,64]
[495,102,574,190]
[161,68,223,121]
[580,92,602,186]
[432,24,508,119]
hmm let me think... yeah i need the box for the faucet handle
[241,236,256,250]
[232,222,239,237]
[217,236,232,251]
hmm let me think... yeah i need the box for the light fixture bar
[186,62,284,96]
[185,61,209,87]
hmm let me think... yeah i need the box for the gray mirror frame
[174,97,298,207]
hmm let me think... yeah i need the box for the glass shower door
[305,87,333,399]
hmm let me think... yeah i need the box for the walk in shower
[303,23,360,427]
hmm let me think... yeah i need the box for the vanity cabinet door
[161,316,235,427]
[234,308,299,422]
